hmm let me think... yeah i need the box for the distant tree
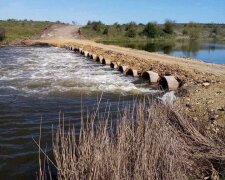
[103,27,109,35]
[113,22,121,30]
[125,28,136,38]
[91,21,103,32]
[125,21,137,31]
[87,21,92,25]
[142,22,159,38]
[183,22,202,39]
[163,20,175,34]
[0,27,6,41]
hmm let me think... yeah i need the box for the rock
[193,117,198,121]
[209,114,219,121]
[217,107,225,111]
[203,82,210,87]
[186,103,191,108]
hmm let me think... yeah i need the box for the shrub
[125,28,136,38]
[183,22,202,39]
[91,21,103,32]
[102,28,108,35]
[163,20,175,34]
[142,22,160,38]
[125,21,137,31]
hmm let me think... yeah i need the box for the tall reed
[39,100,225,180]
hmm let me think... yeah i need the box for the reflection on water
[100,40,225,64]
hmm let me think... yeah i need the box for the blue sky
[0,0,225,25]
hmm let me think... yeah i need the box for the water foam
[0,47,156,96]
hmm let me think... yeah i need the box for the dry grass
[38,100,225,180]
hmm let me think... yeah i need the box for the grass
[0,20,55,45]
[38,99,225,180]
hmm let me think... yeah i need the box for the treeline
[82,20,225,40]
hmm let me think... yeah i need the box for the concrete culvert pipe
[125,69,140,77]
[78,48,83,53]
[84,51,89,57]
[142,71,159,83]
[98,56,104,63]
[96,56,104,62]
[90,54,97,60]
[118,65,128,73]
[158,76,179,91]
[110,62,118,69]
[104,59,111,65]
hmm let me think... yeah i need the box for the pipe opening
[118,66,124,73]
[126,69,134,76]
[158,77,169,91]
[96,56,100,62]
[110,62,114,68]
[142,72,150,80]
[102,59,106,64]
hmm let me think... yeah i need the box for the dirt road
[40,24,82,40]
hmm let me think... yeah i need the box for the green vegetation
[81,20,225,43]
[0,19,54,45]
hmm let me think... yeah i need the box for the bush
[0,27,6,41]
[183,22,202,39]
[102,28,108,35]
[88,21,104,32]
[163,20,175,34]
[143,22,160,38]
[125,21,137,31]
[125,28,136,38]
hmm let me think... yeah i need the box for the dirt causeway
[24,24,225,126]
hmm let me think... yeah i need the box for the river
[0,46,157,179]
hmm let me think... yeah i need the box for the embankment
[25,38,225,125]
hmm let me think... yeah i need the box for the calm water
[100,40,225,64]
[0,47,157,179]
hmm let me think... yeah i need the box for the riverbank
[24,38,225,126]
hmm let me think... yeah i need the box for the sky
[0,0,225,25]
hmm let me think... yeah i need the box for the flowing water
[0,47,157,179]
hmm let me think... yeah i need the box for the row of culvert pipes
[65,45,182,91]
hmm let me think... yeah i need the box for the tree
[183,22,202,39]
[125,28,136,38]
[163,20,175,34]
[0,27,6,41]
[125,21,137,31]
[91,21,103,32]
[142,22,159,38]
[87,21,92,25]
[103,28,108,35]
